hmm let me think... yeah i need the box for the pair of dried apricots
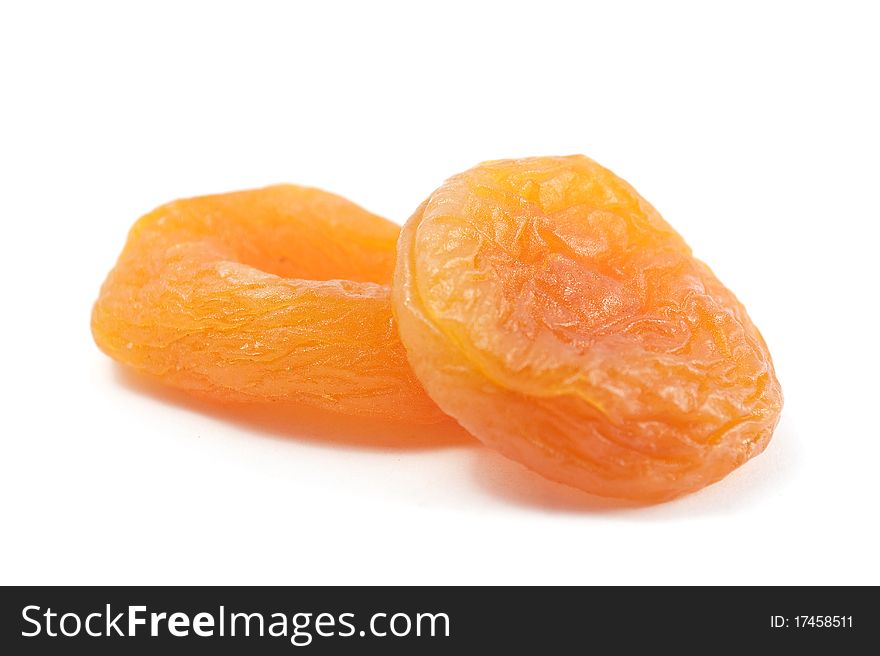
[92,156,783,503]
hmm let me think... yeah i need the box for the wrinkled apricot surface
[92,185,445,423]
[394,156,783,501]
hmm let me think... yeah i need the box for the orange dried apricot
[92,185,445,423]
[393,156,783,501]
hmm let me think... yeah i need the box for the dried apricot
[92,185,445,423]
[393,156,783,501]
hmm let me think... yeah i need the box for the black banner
[1,586,874,654]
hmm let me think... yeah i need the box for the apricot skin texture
[92,185,445,423]
[393,156,783,502]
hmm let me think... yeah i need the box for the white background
[2,1,878,585]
